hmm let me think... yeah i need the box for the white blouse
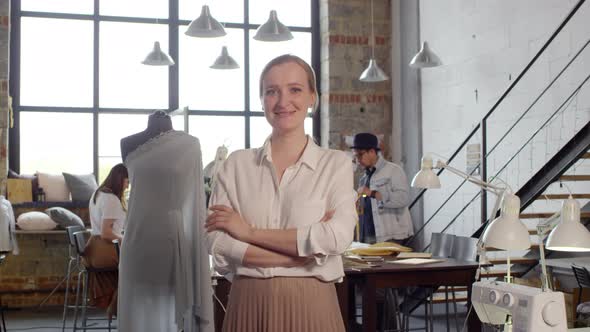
[89,191,126,237]
[207,136,357,282]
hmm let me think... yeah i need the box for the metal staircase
[407,0,590,287]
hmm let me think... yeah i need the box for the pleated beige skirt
[222,276,345,332]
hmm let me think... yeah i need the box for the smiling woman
[206,55,356,332]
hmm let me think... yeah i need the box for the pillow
[36,172,70,201]
[16,211,58,231]
[45,207,85,228]
[62,173,98,202]
[8,169,39,201]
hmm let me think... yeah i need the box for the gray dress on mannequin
[118,112,213,332]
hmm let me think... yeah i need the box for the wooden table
[338,258,482,332]
[213,258,483,332]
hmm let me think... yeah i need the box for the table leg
[467,279,481,332]
[335,277,349,330]
[362,277,377,332]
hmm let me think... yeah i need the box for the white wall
[418,0,590,240]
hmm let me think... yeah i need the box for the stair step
[434,286,468,293]
[520,212,590,219]
[480,270,526,278]
[536,194,590,200]
[431,294,468,304]
[559,175,590,181]
[486,244,540,251]
[488,257,538,265]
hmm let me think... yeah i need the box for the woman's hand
[320,209,335,222]
[206,205,253,242]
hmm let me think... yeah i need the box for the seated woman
[84,163,128,316]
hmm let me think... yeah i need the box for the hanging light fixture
[141,41,175,66]
[253,10,293,42]
[210,46,239,69]
[185,5,226,38]
[359,0,388,82]
[409,41,442,68]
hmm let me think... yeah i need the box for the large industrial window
[10,0,319,181]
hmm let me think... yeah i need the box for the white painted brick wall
[419,0,590,238]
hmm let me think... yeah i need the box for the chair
[60,225,85,332]
[572,264,590,326]
[0,253,7,332]
[71,231,117,331]
[398,233,457,332]
[443,236,478,332]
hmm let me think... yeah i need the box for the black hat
[351,133,380,151]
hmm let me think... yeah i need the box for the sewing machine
[472,280,567,332]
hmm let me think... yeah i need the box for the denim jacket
[358,156,414,242]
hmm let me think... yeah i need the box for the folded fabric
[62,172,98,202]
[8,169,39,201]
[45,207,85,228]
[16,211,58,231]
[348,241,413,256]
[37,172,70,201]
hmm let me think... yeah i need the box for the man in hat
[352,133,413,244]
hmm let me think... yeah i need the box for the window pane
[100,22,169,109]
[20,18,93,107]
[179,28,244,111]
[20,112,93,174]
[249,1,311,27]
[188,116,244,167]
[249,115,313,148]
[21,0,93,15]
[179,0,243,24]
[249,31,312,111]
[100,0,167,18]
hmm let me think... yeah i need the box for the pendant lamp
[253,10,293,42]
[141,41,175,66]
[359,0,388,82]
[185,5,226,38]
[210,46,239,69]
[409,41,442,68]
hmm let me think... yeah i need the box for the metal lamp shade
[185,5,227,38]
[409,41,442,68]
[546,198,590,252]
[253,10,293,42]
[482,194,531,251]
[210,46,239,69]
[411,155,441,189]
[359,58,389,82]
[141,41,175,66]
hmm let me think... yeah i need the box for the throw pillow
[16,211,58,231]
[45,207,85,228]
[62,173,98,202]
[8,169,39,201]
[36,172,70,201]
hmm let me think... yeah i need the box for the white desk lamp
[537,195,590,291]
[412,154,531,280]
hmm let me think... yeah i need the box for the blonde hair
[259,54,318,112]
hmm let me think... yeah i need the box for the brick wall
[418,0,590,239]
[0,0,9,195]
[1,233,73,308]
[320,0,393,160]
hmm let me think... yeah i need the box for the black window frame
[9,0,321,175]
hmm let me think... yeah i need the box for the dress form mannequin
[120,110,173,161]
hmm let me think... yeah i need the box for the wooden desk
[213,259,483,332]
[338,258,482,332]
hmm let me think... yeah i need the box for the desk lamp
[412,154,531,280]
[537,195,590,291]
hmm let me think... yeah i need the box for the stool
[71,231,117,331]
[61,225,85,332]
